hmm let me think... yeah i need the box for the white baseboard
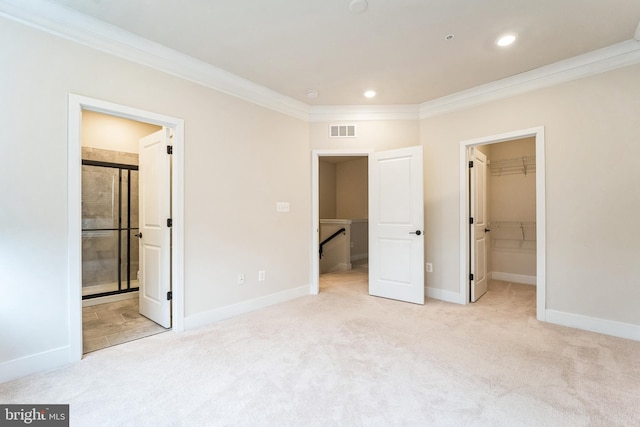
[491,272,536,285]
[350,254,368,262]
[184,285,309,330]
[426,286,465,304]
[546,309,640,342]
[0,346,74,384]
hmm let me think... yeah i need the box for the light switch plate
[276,202,290,212]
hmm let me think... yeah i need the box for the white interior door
[369,146,424,304]
[470,148,488,302]
[138,128,171,328]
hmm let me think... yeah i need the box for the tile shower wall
[82,148,139,289]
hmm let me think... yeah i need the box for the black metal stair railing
[319,228,346,259]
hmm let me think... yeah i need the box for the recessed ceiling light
[364,90,376,98]
[445,34,455,41]
[306,89,319,99]
[496,33,517,47]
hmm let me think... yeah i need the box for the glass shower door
[81,161,139,299]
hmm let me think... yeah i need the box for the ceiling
[49,0,640,106]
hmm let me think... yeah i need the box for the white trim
[546,310,640,342]
[0,346,73,384]
[420,40,640,119]
[426,287,465,304]
[311,149,372,294]
[310,105,420,122]
[1,2,640,122]
[68,96,83,361]
[68,94,186,368]
[0,0,309,121]
[184,286,309,330]
[490,272,536,286]
[459,127,546,321]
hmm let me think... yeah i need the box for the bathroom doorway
[68,94,185,359]
[80,111,168,353]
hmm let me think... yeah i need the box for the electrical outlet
[237,273,245,285]
[426,263,433,273]
[258,270,266,282]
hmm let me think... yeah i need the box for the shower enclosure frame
[82,159,139,300]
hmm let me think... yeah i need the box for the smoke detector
[349,0,368,14]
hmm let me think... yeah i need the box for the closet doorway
[460,127,546,321]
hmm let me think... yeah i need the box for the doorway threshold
[82,298,168,354]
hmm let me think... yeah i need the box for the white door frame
[459,126,546,321]
[68,94,185,360]
[310,149,372,294]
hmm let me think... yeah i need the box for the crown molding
[419,39,640,120]
[308,104,419,122]
[0,0,310,121]
[2,1,639,123]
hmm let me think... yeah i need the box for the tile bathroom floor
[82,298,168,353]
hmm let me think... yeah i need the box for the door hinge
[469,217,474,225]
[167,218,173,227]
[167,145,173,155]
[470,273,474,281]
[469,161,474,168]
[167,291,172,301]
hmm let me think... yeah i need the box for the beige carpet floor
[1,265,639,426]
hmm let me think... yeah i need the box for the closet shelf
[489,155,536,176]
[490,221,536,242]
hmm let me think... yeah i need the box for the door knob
[134,233,143,238]
[409,230,422,236]
[484,228,491,233]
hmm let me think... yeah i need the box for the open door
[470,148,488,302]
[138,128,172,328]
[369,146,424,304]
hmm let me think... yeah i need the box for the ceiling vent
[329,124,357,138]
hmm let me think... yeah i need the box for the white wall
[336,157,368,219]
[319,161,336,219]
[350,219,368,261]
[82,110,161,153]
[421,63,640,326]
[310,121,420,152]
[0,17,310,380]
[319,157,368,220]
[2,11,639,383]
